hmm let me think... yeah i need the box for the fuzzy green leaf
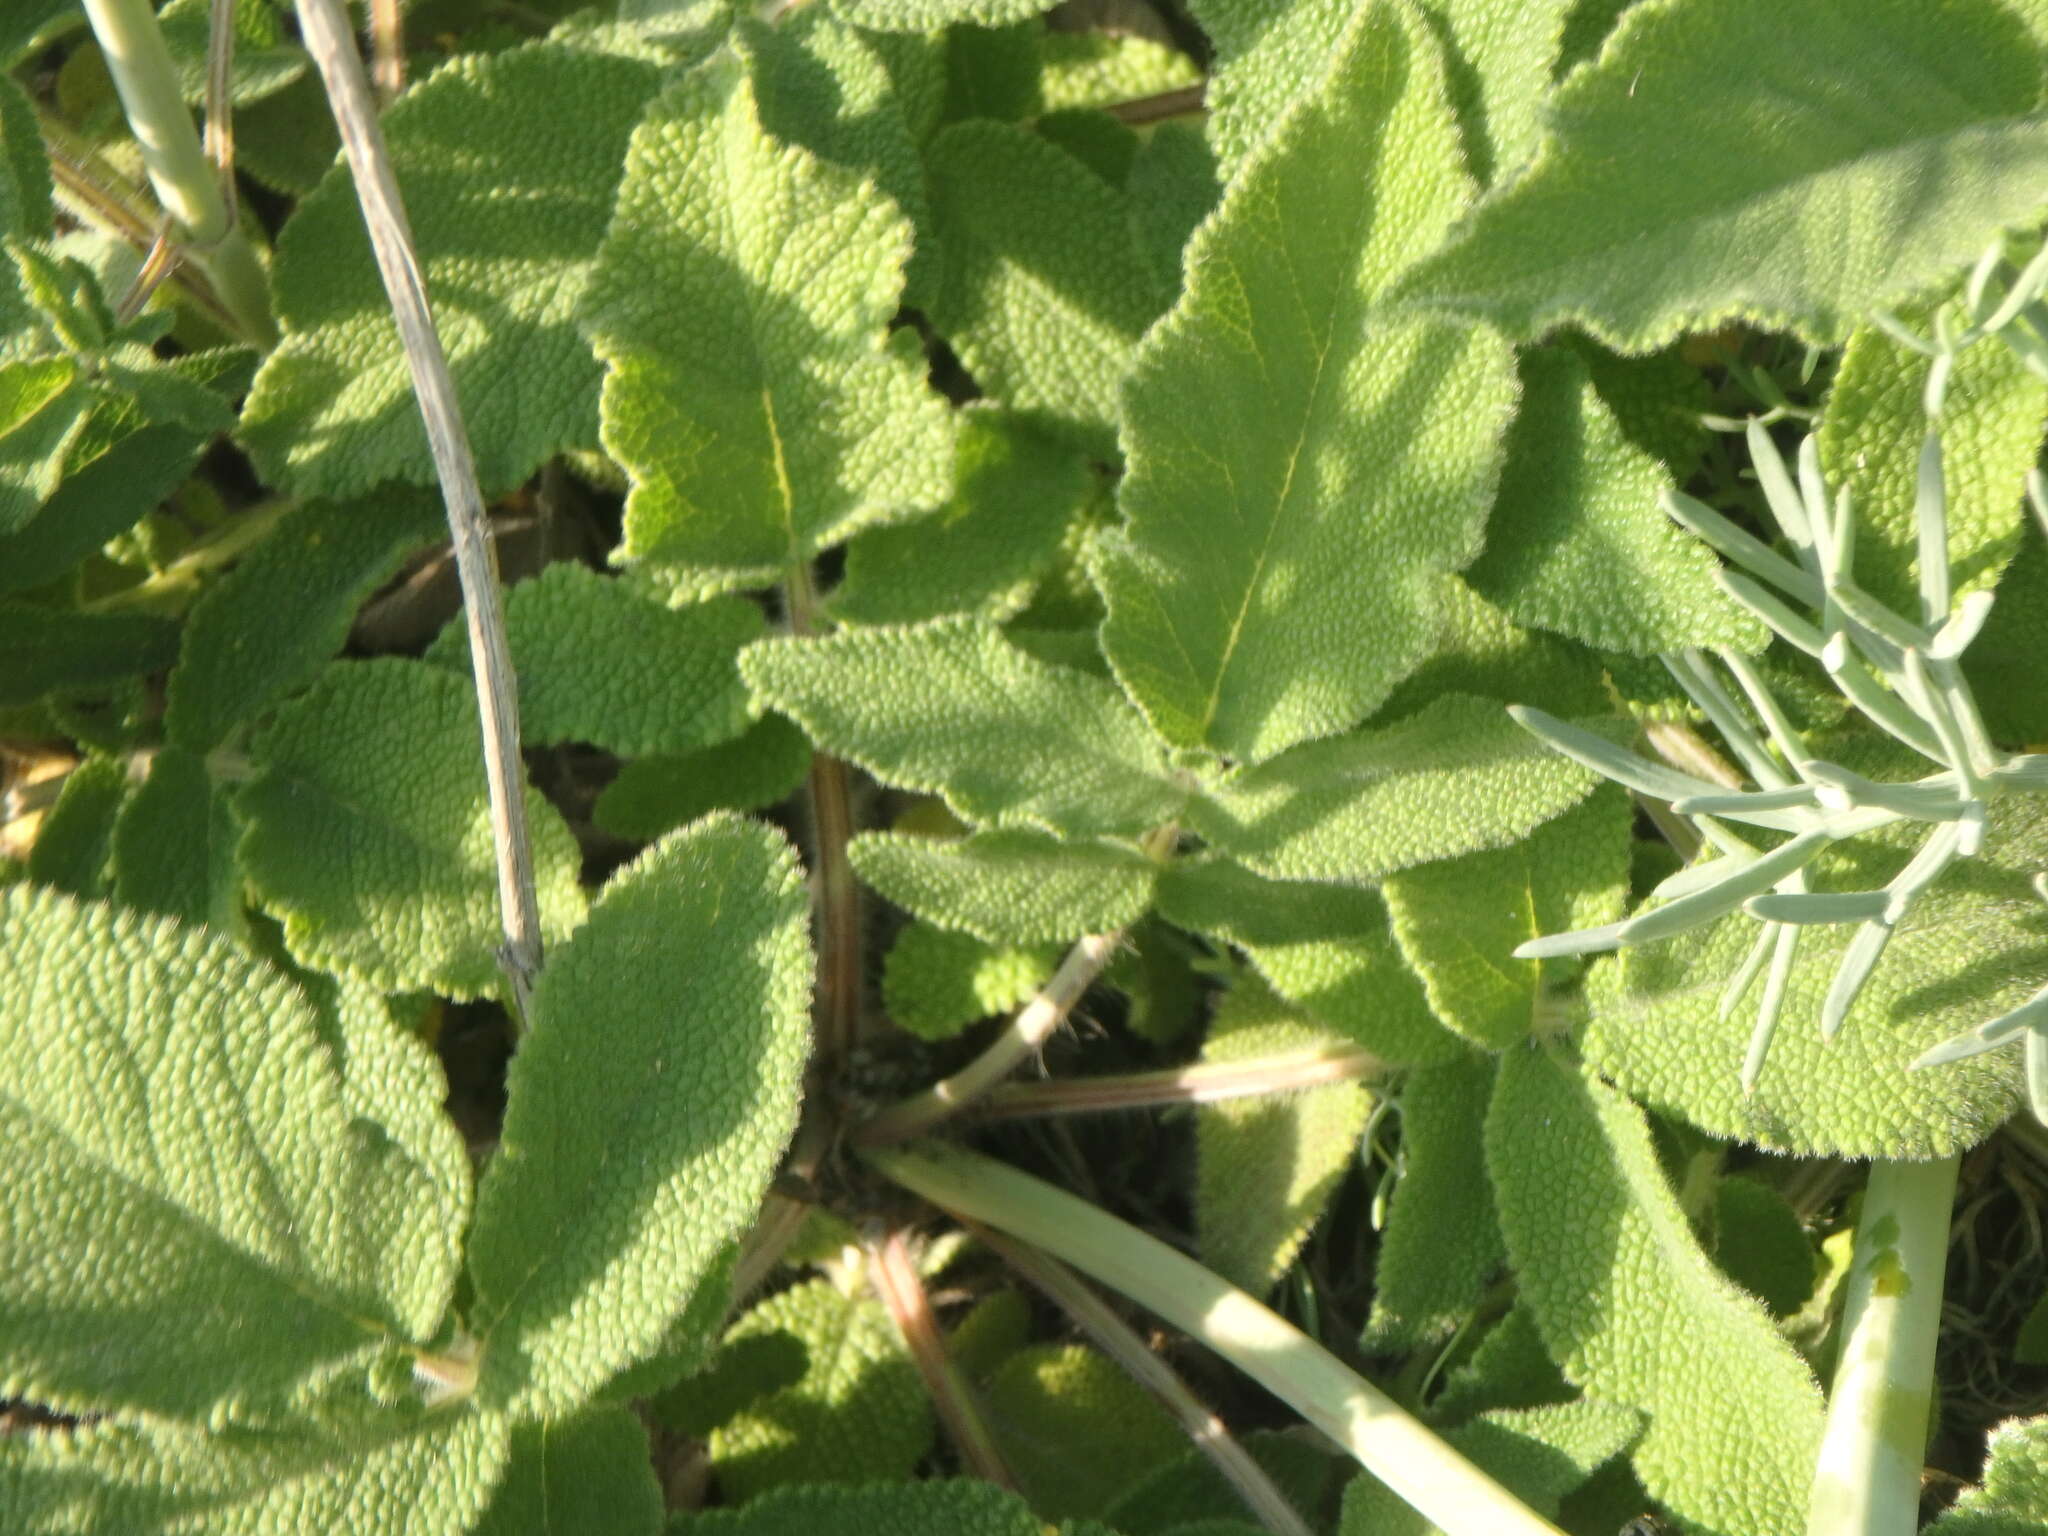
[0,357,92,533]
[830,0,1059,29]
[925,119,1165,455]
[109,747,241,933]
[1431,1305,1570,1424]
[1486,1045,1824,1532]
[0,884,465,1420]
[1196,977,1373,1294]
[1364,1054,1502,1351]
[1099,3,1514,762]
[0,72,52,235]
[469,816,811,1418]
[474,1409,663,1536]
[426,563,760,756]
[1125,121,1219,293]
[1188,694,1598,883]
[26,754,129,899]
[1931,1415,2048,1533]
[0,604,178,708]
[0,424,204,596]
[166,492,445,754]
[830,410,1091,626]
[1468,348,1763,654]
[586,45,952,587]
[238,659,587,999]
[882,921,1058,1039]
[593,715,812,842]
[1105,1434,1346,1536]
[672,1480,1045,1536]
[1156,856,1463,1066]
[741,617,1188,838]
[1381,786,1629,1049]
[983,1344,1188,1522]
[1394,0,2048,349]
[1040,31,1201,114]
[851,827,1155,943]
[1714,1176,1816,1318]
[240,40,664,496]
[705,1278,931,1503]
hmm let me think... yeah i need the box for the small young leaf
[109,746,240,933]
[0,604,178,708]
[469,816,811,1418]
[238,659,587,999]
[1931,1415,2048,1531]
[166,491,445,754]
[1039,31,1201,114]
[0,357,91,533]
[1394,0,2048,348]
[1364,1054,1503,1352]
[1197,976,1373,1295]
[1099,2,1515,761]
[426,563,761,756]
[25,753,129,899]
[240,40,666,496]
[1486,1044,1824,1533]
[1714,1176,1816,1318]
[851,827,1155,944]
[982,1344,1188,1522]
[706,1278,931,1503]
[884,921,1058,1039]
[1431,1305,1571,1423]
[672,1479,1045,1535]
[593,715,812,842]
[742,617,1188,838]
[474,1409,663,1536]
[585,44,952,586]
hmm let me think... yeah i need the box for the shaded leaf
[474,1409,663,1536]
[982,1344,1186,1522]
[593,715,812,842]
[851,827,1155,943]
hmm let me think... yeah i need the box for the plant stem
[293,0,544,1022]
[78,0,275,346]
[866,1142,1567,1536]
[971,1220,1314,1536]
[86,498,294,615]
[1805,1154,1959,1536]
[975,1045,1380,1121]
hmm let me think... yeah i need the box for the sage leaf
[474,1409,663,1536]
[850,827,1156,944]
[672,1479,1046,1535]
[109,747,241,933]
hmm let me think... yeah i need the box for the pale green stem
[866,1142,1567,1536]
[78,0,276,346]
[1805,1154,1959,1536]
[85,498,294,615]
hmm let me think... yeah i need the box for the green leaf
[1818,313,2048,617]
[1125,121,1219,294]
[474,1409,663,1536]
[1187,694,1598,883]
[240,40,664,496]
[1393,0,2048,349]
[469,815,811,1417]
[1467,348,1763,655]
[671,1480,1045,1536]
[1381,786,1630,1049]
[25,753,129,899]
[705,1278,931,1503]
[426,563,761,756]
[593,715,812,842]
[1196,976,1373,1294]
[1156,856,1463,1066]
[0,883,466,1420]
[1971,530,2048,744]
[741,617,1188,838]
[1431,1305,1570,1423]
[166,491,445,754]
[238,659,587,999]
[851,827,1156,943]
[830,409,1091,626]
[883,921,1058,1039]
[982,1343,1187,1522]
[0,75,53,241]
[1039,31,1201,114]
[829,0,1060,30]
[0,603,178,708]
[1932,1415,2048,1533]
[1486,1045,1824,1532]
[1187,0,1352,174]
[0,357,88,534]
[1098,3,1515,762]
[1364,1054,1502,1351]
[1104,1433,1346,1536]
[1713,1176,1816,1318]
[0,424,205,596]
[0,1409,510,1536]
[925,119,1165,455]
[585,44,952,587]
[110,747,241,933]
[936,22,1043,127]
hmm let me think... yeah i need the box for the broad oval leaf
[850,827,1157,944]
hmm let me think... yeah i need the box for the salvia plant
[10,1,2048,1535]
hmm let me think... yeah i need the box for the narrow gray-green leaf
[850,827,1156,944]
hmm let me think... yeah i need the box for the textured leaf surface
[593,715,812,842]
[1197,978,1372,1294]
[926,120,1164,455]
[1486,1046,1824,1532]
[469,816,811,1417]
[1039,31,1201,114]
[1099,3,1514,761]
[586,46,952,585]
[1714,1176,1816,1318]
[1381,787,1629,1048]
[1364,1054,1501,1350]
[238,659,586,999]
[474,1409,662,1536]
[1157,857,1461,1065]
[427,563,760,756]
[0,424,203,596]
[26,754,128,899]
[981,1344,1186,1522]
[1584,790,2048,1157]
[674,1479,1044,1535]
[0,604,177,707]
[851,827,1155,943]
[830,410,1090,625]
[1394,0,2048,348]
[706,1278,931,1503]
[882,921,1057,1039]
[1932,1416,2048,1533]
[831,0,1059,28]
[1187,694,1598,883]
[167,492,444,754]
[240,41,663,496]
[0,884,461,1420]
[742,617,1187,837]
[109,747,240,933]
[1467,348,1762,654]
[1104,1433,1346,1536]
